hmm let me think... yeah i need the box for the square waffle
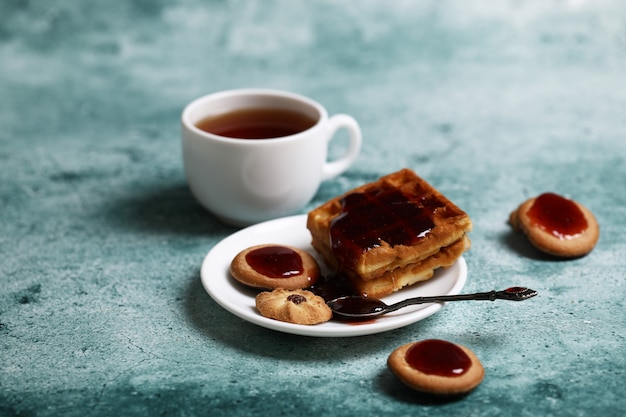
[307,169,471,297]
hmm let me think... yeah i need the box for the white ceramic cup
[181,89,362,225]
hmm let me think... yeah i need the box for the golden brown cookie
[387,339,485,396]
[230,244,320,290]
[509,192,599,257]
[255,288,332,325]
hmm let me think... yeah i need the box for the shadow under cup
[181,89,361,226]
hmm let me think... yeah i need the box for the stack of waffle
[307,169,472,298]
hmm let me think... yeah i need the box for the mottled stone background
[1,1,625,416]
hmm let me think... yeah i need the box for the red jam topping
[329,183,455,269]
[245,246,303,278]
[505,286,526,294]
[406,339,471,377]
[527,193,587,239]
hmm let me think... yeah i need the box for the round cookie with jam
[255,288,332,325]
[230,244,320,290]
[387,339,485,396]
[509,192,599,258]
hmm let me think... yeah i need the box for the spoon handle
[385,287,538,314]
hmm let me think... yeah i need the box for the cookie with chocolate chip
[255,288,332,325]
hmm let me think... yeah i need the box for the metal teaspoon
[327,287,538,320]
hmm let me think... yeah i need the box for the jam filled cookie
[255,288,332,325]
[509,192,599,258]
[230,244,320,290]
[387,339,485,396]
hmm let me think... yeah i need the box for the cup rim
[181,88,328,143]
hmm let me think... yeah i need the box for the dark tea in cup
[195,107,318,139]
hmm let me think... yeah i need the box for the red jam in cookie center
[246,246,303,278]
[406,339,471,377]
[527,192,587,239]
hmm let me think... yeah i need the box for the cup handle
[322,114,362,181]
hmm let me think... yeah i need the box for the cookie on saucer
[230,244,320,290]
[255,288,332,325]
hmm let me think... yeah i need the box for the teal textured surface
[1,1,625,416]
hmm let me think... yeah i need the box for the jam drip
[527,193,587,239]
[329,183,449,268]
[245,246,303,278]
[406,339,471,377]
[309,272,358,301]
